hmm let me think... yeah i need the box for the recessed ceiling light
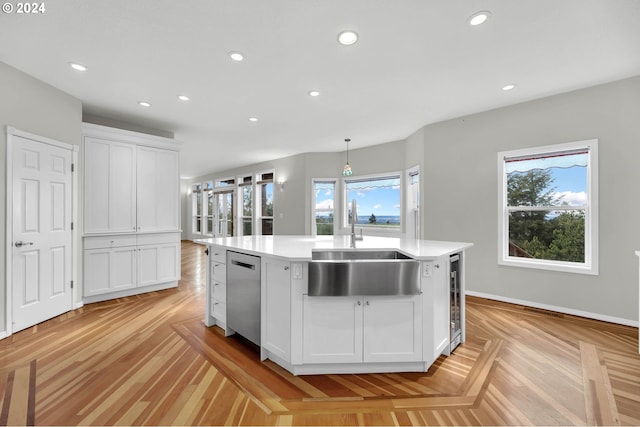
[468,11,491,26]
[229,51,244,62]
[308,90,320,97]
[248,117,258,122]
[502,84,516,91]
[177,95,190,101]
[69,62,87,71]
[337,30,358,46]
[138,101,152,107]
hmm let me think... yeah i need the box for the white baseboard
[466,291,639,327]
[0,330,8,340]
[82,281,178,304]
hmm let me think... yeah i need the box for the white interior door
[11,133,73,332]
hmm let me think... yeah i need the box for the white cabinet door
[303,296,363,364]
[431,256,450,359]
[137,146,179,232]
[138,242,180,287]
[138,246,158,287]
[421,256,449,361]
[84,137,136,234]
[363,296,422,363]
[157,242,180,282]
[84,246,136,296]
[84,249,111,296]
[112,247,137,290]
[262,258,291,361]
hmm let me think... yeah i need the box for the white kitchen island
[196,235,473,375]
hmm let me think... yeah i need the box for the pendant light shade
[342,138,353,176]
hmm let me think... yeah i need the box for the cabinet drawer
[209,246,226,264]
[212,263,226,284]
[84,235,137,250]
[212,281,227,301]
[137,232,181,246]
[211,298,226,320]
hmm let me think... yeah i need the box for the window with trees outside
[239,175,253,236]
[203,181,214,236]
[313,180,336,235]
[498,140,598,274]
[191,183,202,234]
[344,174,401,230]
[257,171,274,235]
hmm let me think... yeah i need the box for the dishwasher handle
[231,259,256,270]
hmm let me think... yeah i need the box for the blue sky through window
[346,177,401,223]
[507,152,587,206]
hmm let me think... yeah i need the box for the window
[203,181,214,236]
[239,175,253,236]
[257,171,274,235]
[343,173,401,230]
[191,183,202,234]
[214,190,234,237]
[498,140,598,274]
[406,167,420,239]
[217,177,235,187]
[312,179,336,235]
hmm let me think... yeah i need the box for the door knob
[14,241,34,248]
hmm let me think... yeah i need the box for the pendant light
[342,138,353,176]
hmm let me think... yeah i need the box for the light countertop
[195,235,473,261]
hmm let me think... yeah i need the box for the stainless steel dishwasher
[226,251,261,346]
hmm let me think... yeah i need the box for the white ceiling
[1,0,639,178]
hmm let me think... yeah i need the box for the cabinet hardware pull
[366,301,370,306]
[357,300,361,306]
[434,264,440,269]
[284,266,289,270]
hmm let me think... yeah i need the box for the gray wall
[184,76,640,324]
[0,62,83,333]
[4,60,636,330]
[184,140,410,240]
[422,76,640,323]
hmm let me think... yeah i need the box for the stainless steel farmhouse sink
[308,250,420,296]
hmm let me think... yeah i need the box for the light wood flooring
[1,240,639,425]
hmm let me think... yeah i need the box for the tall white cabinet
[82,123,181,303]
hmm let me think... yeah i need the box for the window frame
[497,139,599,275]
[256,170,274,235]
[203,181,214,236]
[238,175,254,236]
[311,178,337,236]
[341,171,403,235]
[191,182,203,235]
[406,166,420,240]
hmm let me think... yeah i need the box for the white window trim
[341,171,403,236]
[237,175,254,236]
[311,178,337,236]
[256,169,275,235]
[497,139,599,275]
[216,176,236,187]
[406,165,420,240]
[213,184,236,237]
[203,181,214,236]
[191,182,203,236]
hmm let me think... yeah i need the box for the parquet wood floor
[0,240,638,425]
